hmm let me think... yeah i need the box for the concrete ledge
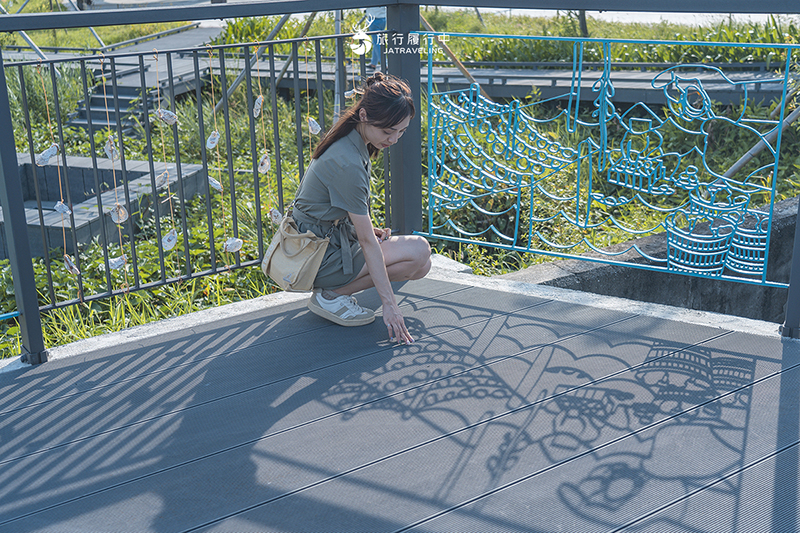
[0,289,310,375]
[427,253,781,339]
[497,197,798,324]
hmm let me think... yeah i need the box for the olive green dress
[293,128,370,289]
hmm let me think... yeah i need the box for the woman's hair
[312,72,415,159]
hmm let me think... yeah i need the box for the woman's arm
[348,212,413,344]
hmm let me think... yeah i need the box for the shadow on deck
[0,265,797,532]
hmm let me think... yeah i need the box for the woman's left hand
[374,227,391,243]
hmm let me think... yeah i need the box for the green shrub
[3,10,800,357]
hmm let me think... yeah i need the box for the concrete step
[5,155,206,260]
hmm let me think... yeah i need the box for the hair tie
[365,72,387,87]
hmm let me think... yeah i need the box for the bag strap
[291,203,346,240]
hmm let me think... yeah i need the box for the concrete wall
[500,197,798,324]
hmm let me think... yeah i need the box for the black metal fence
[1,2,422,363]
[2,0,800,364]
[8,32,390,301]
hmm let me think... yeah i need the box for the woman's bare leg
[333,235,431,296]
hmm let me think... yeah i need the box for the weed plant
[2,10,800,357]
[0,0,188,51]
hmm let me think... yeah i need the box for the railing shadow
[0,282,792,532]
[0,297,413,531]
[772,338,800,532]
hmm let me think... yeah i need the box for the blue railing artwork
[422,35,797,286]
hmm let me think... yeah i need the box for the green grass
[0,0,189,50]
[422,10,799,65]
[2,9,800,358]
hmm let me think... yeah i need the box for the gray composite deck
[0,272,797,533]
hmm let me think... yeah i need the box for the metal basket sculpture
[666,212,737,276]
[666,187,747,276]
[725,210,770,276]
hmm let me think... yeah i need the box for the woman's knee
[409,236,431,278]
[384,235,431,279]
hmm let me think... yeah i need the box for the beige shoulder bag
[261,207,338,292]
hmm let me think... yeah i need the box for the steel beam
[386,2,422,235]
[1,1,798,34]
[0,55,47,364]
[0,0,382,31]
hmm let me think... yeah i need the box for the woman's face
[358,110,411,150]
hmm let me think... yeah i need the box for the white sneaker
[307,290,375,327]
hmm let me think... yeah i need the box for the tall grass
[0,0,188,50]
[428,10,800,65]
[2,9,800,358]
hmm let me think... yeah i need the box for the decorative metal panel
[423,35,797,286]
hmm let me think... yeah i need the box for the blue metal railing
[422,32,800,288]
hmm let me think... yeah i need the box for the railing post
[386,2,422,234]
[782,203,800,338]
[0,56,47,364]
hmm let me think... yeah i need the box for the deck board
[0,278,795,532]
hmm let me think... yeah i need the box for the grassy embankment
[1,9,798,357]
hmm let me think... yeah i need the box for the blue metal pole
[387,2,422,234]
[0,56,47,363]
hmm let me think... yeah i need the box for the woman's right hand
[383,301,413,344]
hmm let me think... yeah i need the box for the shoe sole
[307,295,375,327]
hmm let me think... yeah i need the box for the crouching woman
[292,73,431,344]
